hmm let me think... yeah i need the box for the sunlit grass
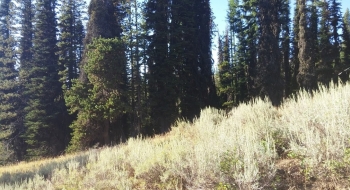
[1,82,350,189]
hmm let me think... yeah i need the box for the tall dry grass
[1,82,350,189]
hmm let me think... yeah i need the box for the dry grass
[1,82,350,189]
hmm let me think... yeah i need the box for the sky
[211,0,350,66]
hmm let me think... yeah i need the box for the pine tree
[195,0,217,109]
[227,0,255,103]
[317,0,333,86]
[256,0,283,106]
[280,0,292,97]
[145,0,177,134]
[17,0,34,161]
[0,0,20,164]
[243,0,258,99]
[66,0,129,151]
[309,0,319,65]
[66,38,129,151]
[170,0,198,121]
[291,2,301,92]
[297,0,317,91]
[58,0,86,90]
[123,0,145,137]
[217,30,234,108]
[340,8,350,82]
[329,0,342,83]
[21,0,68,159]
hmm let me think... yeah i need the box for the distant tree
[317,0,333,86]
[280,0,292,97]
[21,0,69,159]
[66,38,129,152]
[176,0,217,119]
[256,0,283,106]
[340,8,350,82]
[195,0,218,109]
[243,0,259,99]
[145,0,177,134]
[66,0,129,152]
[291,2,301,92]
[123,0,147,137]
[309,0,319,66]
[297,0,317,91]
[329,0,342,83]
[227,0,256,103]
[217,30,234,108]
[17,0,34,161]
[58,0,86,90]
[0,0,20,164]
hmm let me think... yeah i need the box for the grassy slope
[1,83,350,189]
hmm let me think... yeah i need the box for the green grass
[1,82,350,189]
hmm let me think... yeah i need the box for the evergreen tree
[309,0,319,65]
[17,0,34,161]
[297,0,317,91]
[291,1,301,92]
[195,0,218,109]
[256,0,283,106]
[227,0,256,103]
[340,8,350,82]
[243,0,258,99]
[66,0,129,151]
[58,0,86,89]
[66,38,128,151]
[329,0,341,83]
[317,0,333,86]
[217,30,234,108]
[0,0,20,164]
[123,0,145,137]
[21,0,68,159]
[169,0,217,120]
[280,0,292,97]
[145,0,177,134]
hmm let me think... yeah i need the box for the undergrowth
[1,83,350,189]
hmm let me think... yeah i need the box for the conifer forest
[0,0,349,164]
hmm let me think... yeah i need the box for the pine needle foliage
[0,0,20,165]
[66,38,129,152]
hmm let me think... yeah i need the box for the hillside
[1,83,350,189]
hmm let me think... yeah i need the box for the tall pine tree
[291,1,301,92]
[297,0,317,91]
[21,0,68,159]
[317,0,334,86]
[17,0,34,161]
[0,0,20,164]
[66,0,129,152]
[330,0,341,83]
[58,0,86,90]
[280,0,292,97]
[256,0,283,106]
[340,8,350,82]
[145,0,177,134]
[217,30,234,108]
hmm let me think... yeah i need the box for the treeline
[0,0,348,164]
[217,0,350,108]
[0,0,217,164]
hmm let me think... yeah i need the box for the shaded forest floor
[1,83,350,189]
